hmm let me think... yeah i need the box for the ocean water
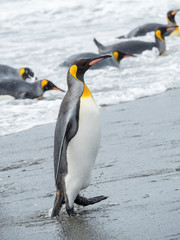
[0,0,180,136]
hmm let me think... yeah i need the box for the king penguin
[117,9,180,38]
[62,50,134,69]
[0,64,34,81]
[0,79,64,99]
[94,26,177,56]
[51,55,111,217]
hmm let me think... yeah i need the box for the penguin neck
[167,16,176,25]
[155,32,166,56]
[81,84,92,98]
[67,72,84,97]
[169,26,180,36]
[35,81,44,97]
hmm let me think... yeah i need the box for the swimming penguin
[117,9,180,38]
[62,51,134,69]
[0,79,64,99]
[51,55,111,217]
[0,64,34,81]
[94,26,177,56]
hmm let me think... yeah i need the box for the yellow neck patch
[19,68,25,77]
[170,27,180,36]
[81,84,92,98]
[70,64,78,80]
[155,30,165,42]
[113,51,119,61]
[41,80,48,88]
[70,65,92,98]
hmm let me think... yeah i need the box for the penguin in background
[166,9,180,36]
[51,55,111,217]
[0,64,35,81]
[94,25,177,56]
[117,9,180,39]
[61,50,134,69]
[0,79,64,99]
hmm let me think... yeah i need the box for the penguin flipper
[51,188,65,217]
[53,104,79,217]
[74,194,108,206]
[54,113,79,186]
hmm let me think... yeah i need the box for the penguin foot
[75,194,108,206]
[66,207,77,217]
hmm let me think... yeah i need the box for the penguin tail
[51,189,64,218]
[93,38,106,53]
[74,194,108,206]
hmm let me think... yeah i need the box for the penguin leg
[64,179,82,217]
[65,194,77,217]
[51,188,65,218]
[74,194,108,206]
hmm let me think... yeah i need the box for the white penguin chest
[66,96,101,189]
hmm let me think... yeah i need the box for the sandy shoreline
[1,89,180,240]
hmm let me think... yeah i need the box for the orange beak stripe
[89,58,103,66]
[124,55,133,58]
[167,26,176,31]
[172,10,178,15]
[53,87,65,92]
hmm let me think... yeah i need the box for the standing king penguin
[52,55,111,217]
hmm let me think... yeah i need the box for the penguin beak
[172,10,180,15]
[29,76,37,82]
[123,54,136,58]
[167,26,178,31]
[89,55,111,66]
[53,87,65,92]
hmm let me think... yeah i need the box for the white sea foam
[0,0,180,136]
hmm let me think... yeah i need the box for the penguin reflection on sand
[94,26,177,56]
[52,55,111,217]
[0,64,34,81]
[117,9,180,38]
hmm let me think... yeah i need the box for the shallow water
[0,0,180,136]
[1,89,180,240]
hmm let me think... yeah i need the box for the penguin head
[69,55,111,82]
[167,9,179,24]
[41,79,65,92]
[155,25,177,40]
[19,68,34,80]
[113,51,135,63]
[155,25,177,56]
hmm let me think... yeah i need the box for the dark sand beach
[0,89,180,240]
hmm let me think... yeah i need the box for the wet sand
[1,89,180,240]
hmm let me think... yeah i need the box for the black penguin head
[41,79,65,92]
[20,67,34,80]
[69,55,111,82]
[167,9,179,24]
[112,51,135,63]
[155,25,177,39]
